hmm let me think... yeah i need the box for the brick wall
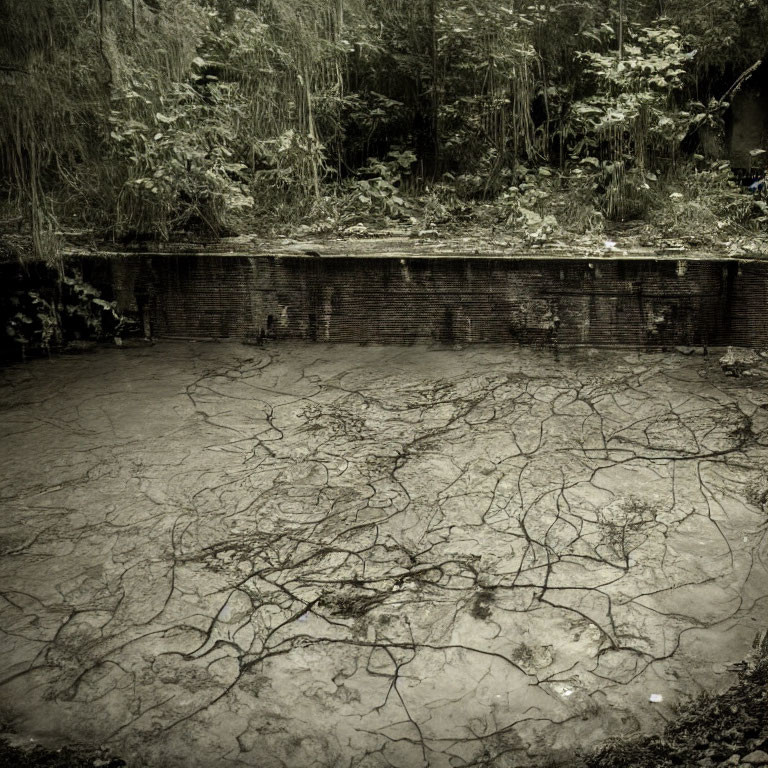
[4,253,766,349]
[139,255,759,347]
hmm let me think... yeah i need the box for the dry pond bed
[0,342,767,767]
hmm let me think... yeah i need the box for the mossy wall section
[118,255,764,347]
[4,254,768,348]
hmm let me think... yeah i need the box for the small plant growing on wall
[3,268,134,358]
[61,270,132,340]
[5,290,61,357]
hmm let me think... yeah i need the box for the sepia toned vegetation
[1,0,767,256]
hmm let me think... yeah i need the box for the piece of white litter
[562,689,573,697]
[298,613,309,621]
[604,240,617,249]
[649,693,663,703]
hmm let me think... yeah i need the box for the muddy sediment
[0,343,767,767]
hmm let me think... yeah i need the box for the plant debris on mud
[585,633,768,768]
[0,739,125,768]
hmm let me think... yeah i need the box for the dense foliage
[1,0,767,254]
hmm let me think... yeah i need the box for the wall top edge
[62,235,767,261]
[2,234,765,263]
[56,249,760,263]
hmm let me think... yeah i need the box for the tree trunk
[428,0,440,178]
[617,0,624,60]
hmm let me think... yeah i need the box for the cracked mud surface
[1,342,767,767]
